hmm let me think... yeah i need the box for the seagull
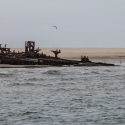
[53,25,57,29]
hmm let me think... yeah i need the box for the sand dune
[11,48,125,60]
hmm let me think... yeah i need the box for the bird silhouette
[53,25,57,29]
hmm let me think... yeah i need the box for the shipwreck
[0,41,115,67]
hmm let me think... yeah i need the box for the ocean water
[0,64,125,125]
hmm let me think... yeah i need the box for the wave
[11,82,35,86]
[22,111,38,116]
[60,77,75,81]
[57,82,75,85]
[0,73,15,77]
[103,69,112,72]
[82,72,90,75]
[27,78,44,81]
[43,70,61,75]
[91,71,100,74]
[9,82,55,87]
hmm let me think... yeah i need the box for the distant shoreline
[10,48,125,60]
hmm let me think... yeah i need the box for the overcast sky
[0,0,125,48]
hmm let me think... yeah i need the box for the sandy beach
[10,48,125,60]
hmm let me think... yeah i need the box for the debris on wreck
[0,41,116,67]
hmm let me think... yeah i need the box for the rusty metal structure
[25,41,41,58]
[51,49,61,58]
[81,56,91,63]
[0,41,115,66]
[25,41,35,56]
[0,44,10,55]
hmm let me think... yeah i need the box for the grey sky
[0,0,125,48]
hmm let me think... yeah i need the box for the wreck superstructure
[0,41,115,66]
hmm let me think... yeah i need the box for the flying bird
[53,25,57,29]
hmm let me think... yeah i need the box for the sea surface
[0,63,125,125]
